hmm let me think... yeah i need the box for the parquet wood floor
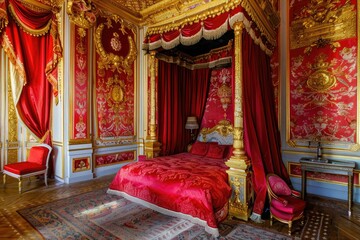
[0,173,358,239]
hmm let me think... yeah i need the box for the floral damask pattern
[95,16,136,140]
[73,26,89,139]
[290,43,357,143]
[289,0,358,145]
[95,151,135,167]
[201,68,234,128]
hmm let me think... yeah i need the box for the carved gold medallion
[95,15,137,75]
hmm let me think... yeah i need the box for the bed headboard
[197,120,233,145]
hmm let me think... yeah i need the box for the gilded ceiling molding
[146,0,242,35]
[67,0,98,29]
[92,0,143,25]
[145,0,279,48]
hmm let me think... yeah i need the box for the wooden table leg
[301,170,306,199]
[348,175,353,216]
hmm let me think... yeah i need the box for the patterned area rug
[299,210,331,240]
[18,188,291,240]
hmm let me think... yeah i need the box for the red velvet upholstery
[27,146,50,165]
[271,195,306,214]
[3,144,52,193]
[267,175,292,196]
[4,162,46,175]
[266,173,306,235]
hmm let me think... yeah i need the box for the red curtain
[0,0,61,144]
[158,60,211,155]
[240,31,290,216]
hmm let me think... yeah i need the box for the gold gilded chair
[266,173,306,235]
[3,144,52,193]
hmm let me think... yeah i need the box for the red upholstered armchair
[3,144,52,193]
[266,173,306,235]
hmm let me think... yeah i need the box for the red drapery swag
[239,31,290,217]
[158,60,211,156]
[0,0,62,145]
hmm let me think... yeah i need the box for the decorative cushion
[4,162,46,175]
[27,146,50,165]
[190,141,210,156]
[206,144,226,159]
[270,206,304,221]
[268,175,292,196]
[271,195,306,214]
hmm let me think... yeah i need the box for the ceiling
[108,0,163,13]
[93,0,227,27]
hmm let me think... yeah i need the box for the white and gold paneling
[66,143,94,183]
[280,0,360,202]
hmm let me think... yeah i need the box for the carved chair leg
[44,174,48,186]
[288,222,292,236]
[3,174,6,187]
[270,214,273,226]
[18,179,22,193]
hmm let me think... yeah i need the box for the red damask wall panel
[201,67,234,128]
[95,151,135,167]
[288,0,358,149]
[71,25,90,140]
[94,16,137,141]
[288,162,359,187]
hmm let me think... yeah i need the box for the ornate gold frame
[94,15,137,75]
[286,0,360,152]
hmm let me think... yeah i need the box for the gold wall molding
[67,0,98,29]
[290,1,356,50]
[7,65,18,164]
[95,15,137,75]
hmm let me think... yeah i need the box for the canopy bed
[108,0,290,236]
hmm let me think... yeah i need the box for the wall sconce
[185,116,199,141]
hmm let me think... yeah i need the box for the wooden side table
[300,158,356,216]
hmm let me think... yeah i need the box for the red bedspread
[107,152,231,236]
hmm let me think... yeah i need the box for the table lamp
[185,116,199,141]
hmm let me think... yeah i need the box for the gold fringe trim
[230,11,272,55]
[8,3,52,36]
[161,36,180,50]
[1,34,27,84]
[157,53,232,70]
[0,6,8,32]
[149,40,162,51]
[203,20,228,40]
[180,28,203,46]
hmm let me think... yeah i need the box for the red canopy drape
[0,0,61,144]
[158,60,211,155]
[240,31,290,217]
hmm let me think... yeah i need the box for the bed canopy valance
[143,0,286,223]
[142,4,277,56]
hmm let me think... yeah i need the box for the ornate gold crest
[106,75,125,105]
[307,54,336,92]
[95,15,137,75]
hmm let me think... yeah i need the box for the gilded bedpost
[145,50,161,158]
[226,21,253,221]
